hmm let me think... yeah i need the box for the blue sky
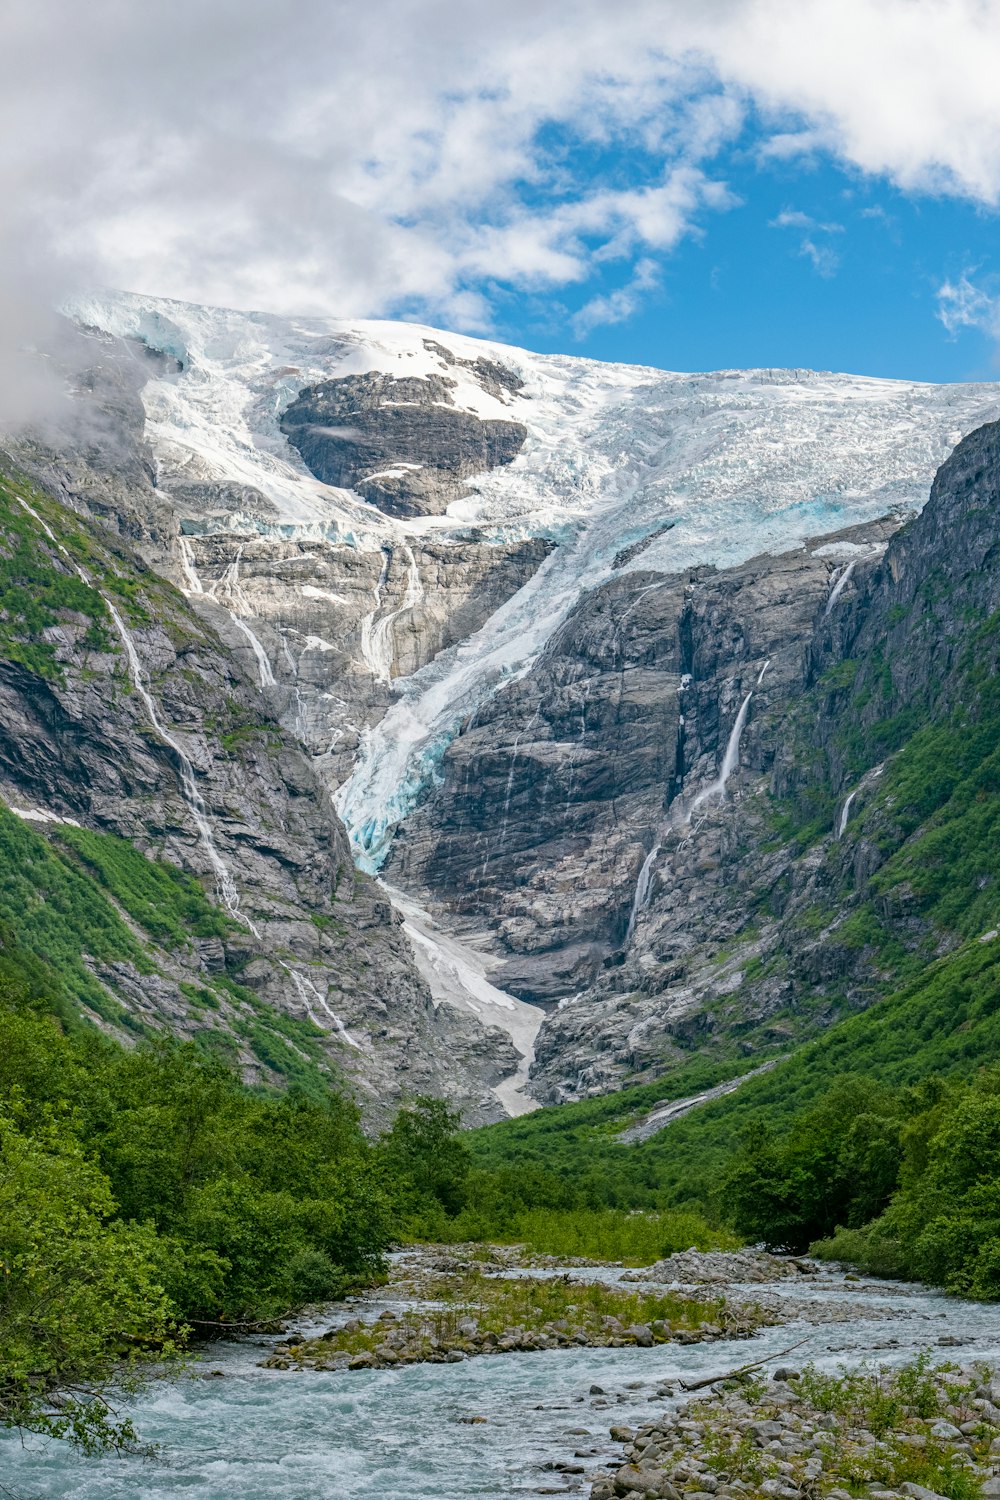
[510,158,1000,382]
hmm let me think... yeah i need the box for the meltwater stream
[8,1270,1000,1499]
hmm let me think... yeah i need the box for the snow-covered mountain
[42,291,1000,1110]
[68,292,999,869]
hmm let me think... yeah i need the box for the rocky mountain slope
[0,462,515,1124]
[5,292,1000,1117]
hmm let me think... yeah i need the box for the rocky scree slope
[0,461,516,1123]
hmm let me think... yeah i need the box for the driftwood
[678,1337,811,1392]
[187,1313,291,1334]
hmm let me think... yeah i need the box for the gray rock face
[394,421,1000,1102]
[281,369,527,518]
[176,528,553,787]
[391,518,899,1020]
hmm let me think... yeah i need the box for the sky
[6,0,1000,401]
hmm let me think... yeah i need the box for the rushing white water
[824,558,857,615]
[837,789,858,838]
[8,1269,1000,1498]
[689,689,754,814]
[625,842,660,944]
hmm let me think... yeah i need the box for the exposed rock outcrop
[281,369,527,518]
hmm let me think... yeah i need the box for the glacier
[67,290,1000,878]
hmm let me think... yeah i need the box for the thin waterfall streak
[203,542,275,688]
[14,500,257,937]
[177,536,204,594]
[359,547,392,681]
[288,970,360,1050]
[824,559,857,616]
[690,690,754,814]
[757,658,771,686]
[837,790,858,839]
[102,596,259,935]
[497,706,542,850]
[229,615,276,688]
[367,544,423,684]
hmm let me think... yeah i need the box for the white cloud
[571,258,660,337]
[799,238,841,278]
[937,272,1000,339]
[770,208,843,278]
[770,210,844,233]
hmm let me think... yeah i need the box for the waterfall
[496,706,542,850]
[690,689,754,813]
[288,971,359,1050]
[18,496,251,926]
[756,658,771,686]
[824,559,857,616]
[625,841,660,943]
[177,536,204,594]
[230,618,276,689]
[18,497,363,1046]
[202,543,276,690]
[359,547,392,681]
[364,545,424,685]
[837,789,858,839]
[103,595,257,931]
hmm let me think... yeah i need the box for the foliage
[54,825,235,945]
[441,1205,737,1264]
[0,1112,178,1454]
[720,1075,908,1252]
[378,1097,473,1223]
[0,476,109,681]
[0,933,397,1450]
[813,1068,1000,1297]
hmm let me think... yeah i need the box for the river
[6,1264,1000,1499]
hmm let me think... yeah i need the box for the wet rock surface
[623,1252,820,1287]
[390,515,904,1095]
[592,1359,1000,1500]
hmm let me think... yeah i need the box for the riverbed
[6,1262,1000,1498]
